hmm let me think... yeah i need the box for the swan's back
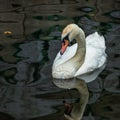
[86,32,106,49]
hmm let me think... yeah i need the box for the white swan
[52,24,107,83]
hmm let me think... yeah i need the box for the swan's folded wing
[75,47,106,74]
[86,32,106,50]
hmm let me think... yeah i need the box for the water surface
[0,0,120,120]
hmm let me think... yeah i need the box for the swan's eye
[62,40,65,45]
[62,34,69,45]
[69,39,76,46]
[62,34,69,41]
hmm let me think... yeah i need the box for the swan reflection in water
[52,24,107,120]
[53,78,89,120]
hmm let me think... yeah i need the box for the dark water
[0,0,120,120]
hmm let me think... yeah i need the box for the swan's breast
[52,63,77,79]
[52,65,72,79]
[52,44,78,79]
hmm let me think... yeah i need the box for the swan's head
[60,24,85,55]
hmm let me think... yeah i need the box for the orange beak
[60,39,69,55]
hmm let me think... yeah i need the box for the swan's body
[52,24,106,120]
[52,24,107,83]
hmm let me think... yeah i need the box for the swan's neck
[73,33,86,61]
[63,33,86,72]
